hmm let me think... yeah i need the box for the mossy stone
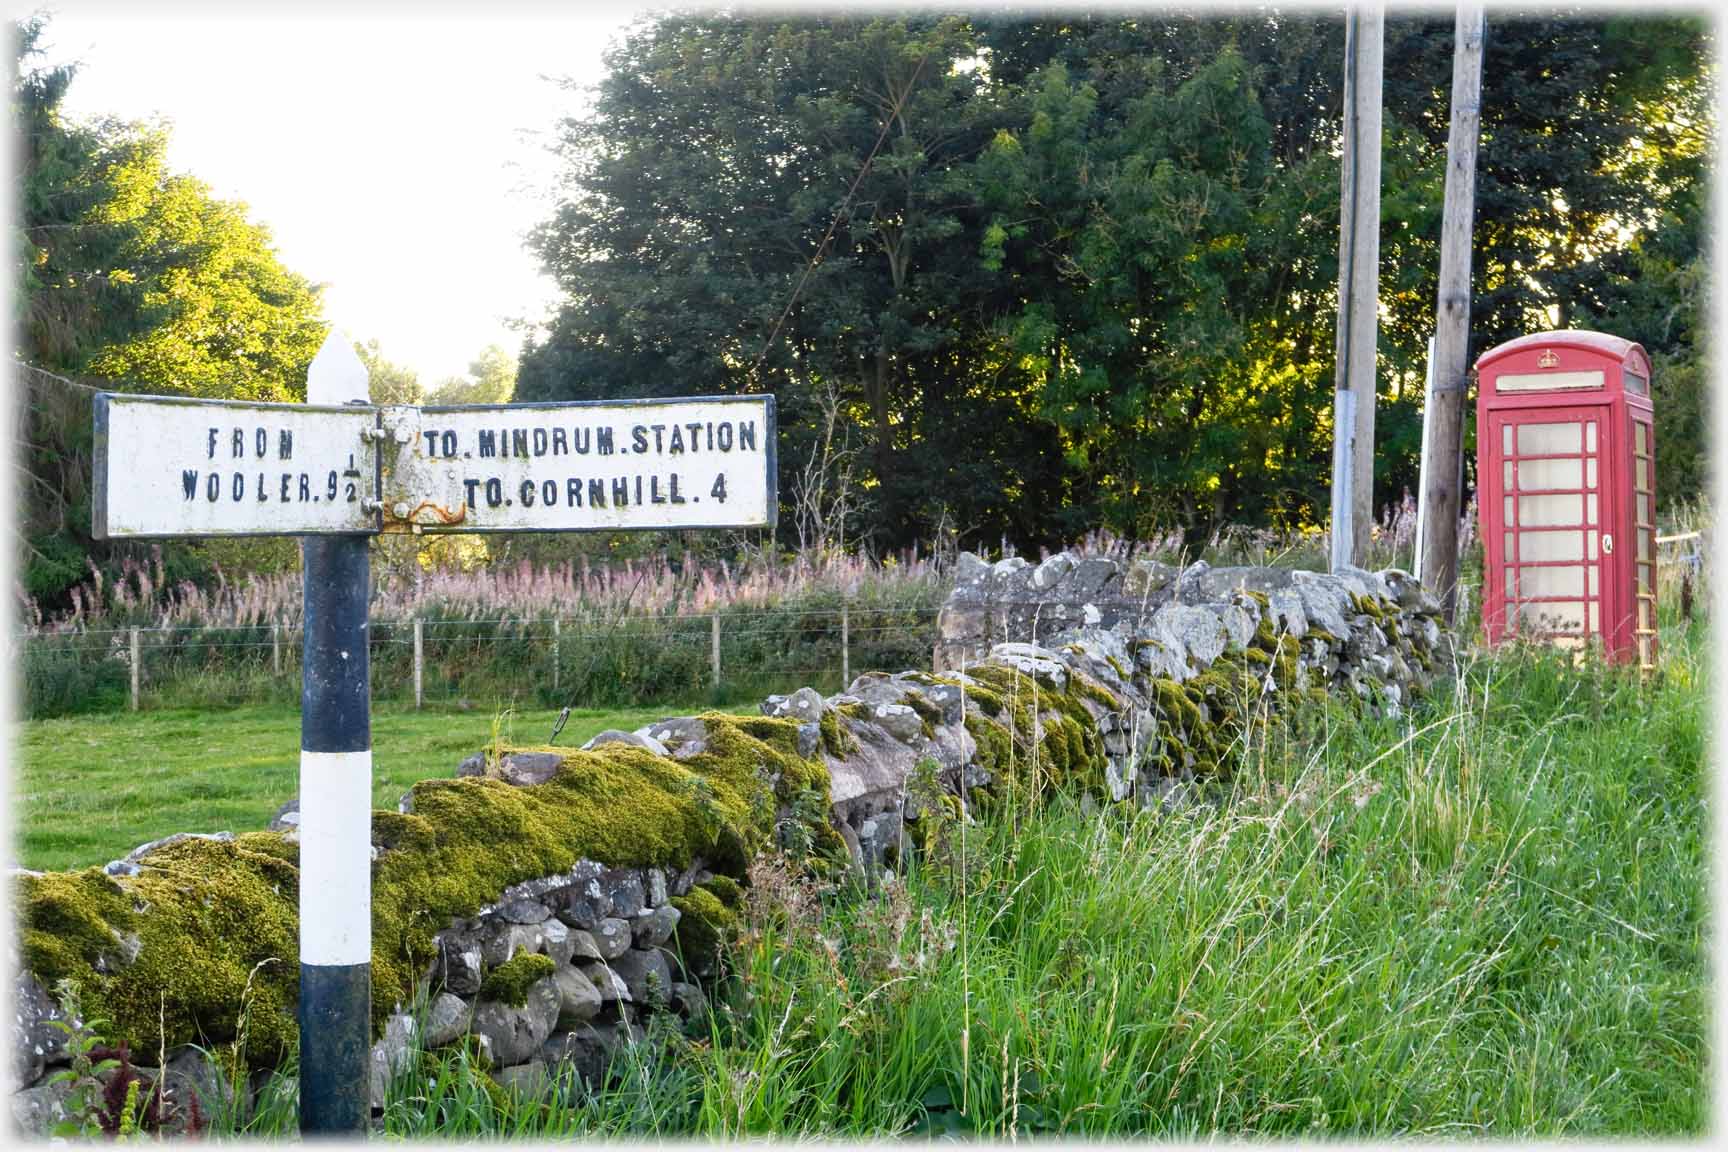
[478,953,554,1008]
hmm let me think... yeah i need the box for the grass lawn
[12,700,730,872]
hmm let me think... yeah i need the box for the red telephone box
[1476,330,1656,668]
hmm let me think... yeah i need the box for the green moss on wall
[671,886,738,976]
[818,709,856,758]
[15,711,838,1063]
[477,953,554,1008]
[696,874,744,910]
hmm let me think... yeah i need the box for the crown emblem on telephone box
[1538,349,1560,368]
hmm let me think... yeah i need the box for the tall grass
[210,615,1706,1138]
[683,621,1706,1137]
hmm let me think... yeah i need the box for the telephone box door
[1483,404,1617,650]
[1626,409,1658,668]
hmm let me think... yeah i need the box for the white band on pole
[298,749,373,966]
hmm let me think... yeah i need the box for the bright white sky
[37,5,649,387]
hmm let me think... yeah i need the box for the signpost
[91,331,778,1135]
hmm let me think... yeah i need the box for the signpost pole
[297,334,374,1135]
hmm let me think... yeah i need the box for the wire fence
[16,604,945,718]
[15,530,1709,720]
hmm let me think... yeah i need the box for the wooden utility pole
[1329,4,1385,573]
[1417,4,1486,620]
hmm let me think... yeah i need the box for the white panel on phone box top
[378,395,775,533]
[93,393,378,538]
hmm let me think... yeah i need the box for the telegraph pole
[1329,3,1385,573]
[1416,4,1486,620]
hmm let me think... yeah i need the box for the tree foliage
[427,344,517,406]
[523,10,1711,553]
[359,339,425,406]
[13,17,329,605]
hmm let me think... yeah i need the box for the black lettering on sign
[281,474,291,501]
[328,471,339,501]
[651,424,665,453]
[611,477,629,507]
[299,474,311,502]
[511,429,529,457]
[464,478,480,509]
[279,429,293,460]
[634,476,642,505]
[257,472,267,501]
[711,474,727,503]
[567,478,583,507]
[255,428,267,458]
[552,429,568,455]
[686,421,703,451]
[441,431,456,457]
[650,476,666,504]
[668,425,684,454]
[423,431,441,456]
[669,474,684,504]
[739,421,756,452]
[520,479,536,508]
[208,429,219,460]
[232,472,244,502]
[631,426,649,454]
[573,428,590,454]
[206,473,220,502]
[542,479,557,506]
[597,427,614,456]
[588,478,605,508]
[486,478,503,508]
[532,428,548,456]
[478,430,497,458]
[232,428,245,458]
[717,423,734,452]
[183,470,199,500]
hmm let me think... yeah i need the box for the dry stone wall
[10,551,1447,1134]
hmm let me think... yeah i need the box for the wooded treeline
[12,17,515,605]
[519,9,1710,554]
[13,10,1711,610]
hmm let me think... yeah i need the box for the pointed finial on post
[307,329,371,405]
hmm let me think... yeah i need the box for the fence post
[841,603,850,687]
[129,626,141,711]
[932,606,944,673]
[711,613,722,690]
[272,621,282,677]
[413,617,424,710]
[552,616,561,693]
